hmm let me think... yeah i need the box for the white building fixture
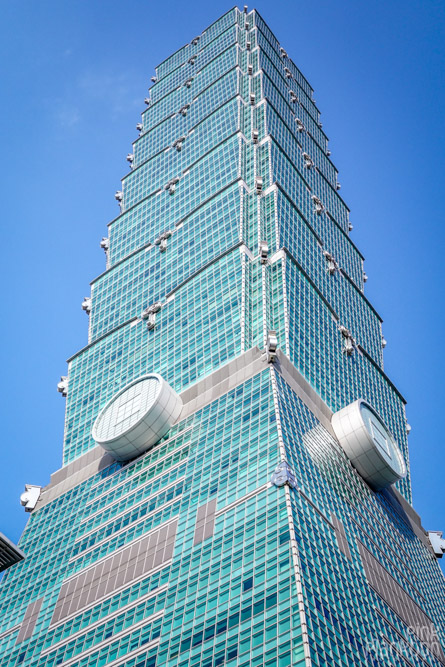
[184,78,193,88]
[248,64,253,75]
[126,154,134,167]
[114,191,123,202]
[331,399,407,490]
[295,118,305,133]
[92,374,182,462]
[259,240,269,264]
[81,297,92,315]
[255,176,263,194]
[155,230,172,252]
[141,302,162,330]
[164,177,179,195]
[246,41,251,50]
[311,194,324,215]
[191,36,200,45]
[250,93,255,105]
[338,325,356,356]
[252,129,259,144]
[136,123,143,133]
[100,237,109,252]
[323,250,339,275]
[271,461,297,488]
[57,376,68,397]
[266,330,278,363]
[20,485,42,512]
[151,76,157,83]
[303,152,313,169]
[428,532,445,558]
[144,98,150,105]
[173,136,185,151]
[280,47,287,58]
[179,104,190,116]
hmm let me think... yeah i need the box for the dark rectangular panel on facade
[51,519,177,625]
[193,498,217,545]
[331,514,352,561]
[0,532,25,573]
[16,598,43,644]
[358,541,445,662]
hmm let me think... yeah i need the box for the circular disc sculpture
[331,399,406,490]
[92,374,182,462]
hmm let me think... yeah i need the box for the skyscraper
[1,4,444,666]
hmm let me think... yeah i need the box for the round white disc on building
[331,399,406,490]
[92,374,182,462]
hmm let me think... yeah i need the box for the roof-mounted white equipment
[20,485,42,512]
[57,376,68,397]
[259,240,268,264]
[266,330,278,363]
[155,230,172,252]
[164,177,179,195]
[428,532,445,558]
[295,118,305,133]
[311,194,324,215]
[323,250,339,275]
[303,152,313,169]
[81,297,92,315]
[338,325,356,356]
[141,302,162,330]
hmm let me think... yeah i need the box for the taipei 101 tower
[1,7,444,667]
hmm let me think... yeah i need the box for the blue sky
[1,0,444,556]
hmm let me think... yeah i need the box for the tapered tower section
[1,8,444,667]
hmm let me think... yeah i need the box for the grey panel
[358,541,445,662]
[331,514,352,561]
[193,498,217,545]
[51,519,177,625]
[16,598,43,644]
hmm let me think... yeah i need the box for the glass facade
[1,7,444,666]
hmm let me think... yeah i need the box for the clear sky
[1,0,444,560]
